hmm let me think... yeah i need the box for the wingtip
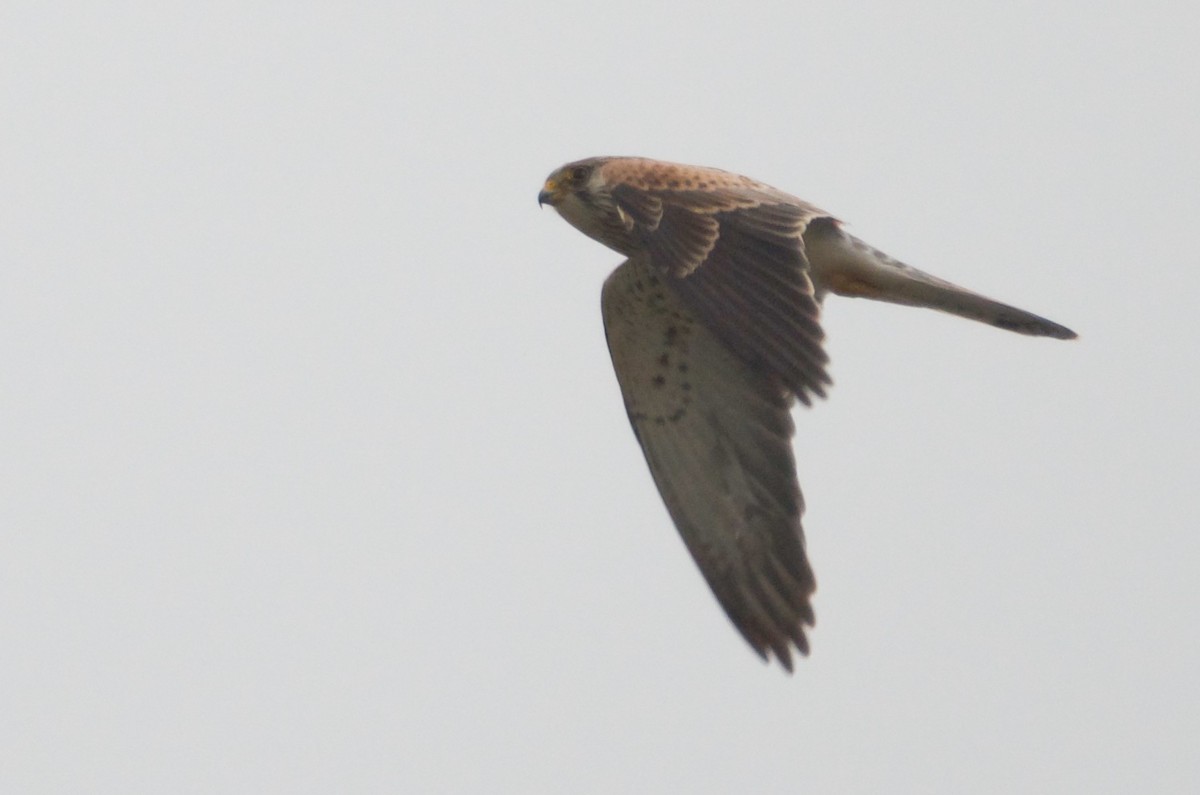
[747,620,812,673]
[763,634,809,674]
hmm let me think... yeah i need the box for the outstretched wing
[601,255,816,671]
[606,169,833,404]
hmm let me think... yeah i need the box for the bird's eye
[570,165,590,183]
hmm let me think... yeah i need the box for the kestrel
[538,157,1075,671]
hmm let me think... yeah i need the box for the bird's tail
[803,223,1077,340]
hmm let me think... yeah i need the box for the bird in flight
[538,157,1075,671]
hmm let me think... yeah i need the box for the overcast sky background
[3,3,1198,792]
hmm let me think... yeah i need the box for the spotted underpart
[608,270,696,429]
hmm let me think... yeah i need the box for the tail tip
[994,316,1078,340]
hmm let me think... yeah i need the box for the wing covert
[610,182,833,403]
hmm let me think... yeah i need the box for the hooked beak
[538,178,561,207]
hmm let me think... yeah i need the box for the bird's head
[538,159,602,208]
[539,158,637,255]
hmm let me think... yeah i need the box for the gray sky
[3,2,1197,792]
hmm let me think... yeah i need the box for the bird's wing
[608,180,832,403]
[601,255,816,671]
